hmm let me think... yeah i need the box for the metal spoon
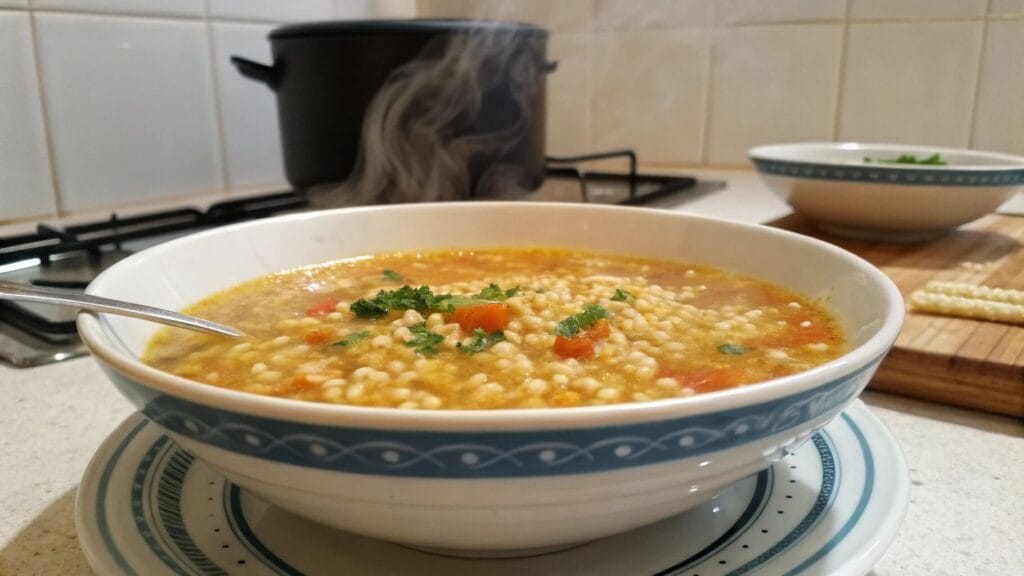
[0,280,244,338]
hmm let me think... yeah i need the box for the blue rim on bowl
[749,142,1024,187]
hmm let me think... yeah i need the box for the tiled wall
[2,0,1022,223]
[422,0,1024,166]
[0,0,415,222]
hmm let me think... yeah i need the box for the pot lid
[270,19,548,39]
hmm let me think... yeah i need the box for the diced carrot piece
[553,335,595,359]
[303,329,332,345]
[454,303,509,332]
[305,298,338,316]
[587,318,611,339]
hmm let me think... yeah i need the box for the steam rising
[311,27,543,206]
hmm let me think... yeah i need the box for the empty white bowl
[749,142,1024,241]
[78,202,903,556]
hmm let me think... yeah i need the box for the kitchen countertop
[1,169,1022,575]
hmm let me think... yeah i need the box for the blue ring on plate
[101,357,876,479]
[750,158,1024,187]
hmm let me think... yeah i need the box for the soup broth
[143,247,846,409]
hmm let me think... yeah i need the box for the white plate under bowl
[76,400,908,576]
[749,142,1024,241]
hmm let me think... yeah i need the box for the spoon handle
[0,280,244,338]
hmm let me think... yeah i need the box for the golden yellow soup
[143,247,846,409]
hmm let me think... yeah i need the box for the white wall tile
[31,0,204,18]
[591,29,709,164]
[210,23,286,190]
[35,14,223,212]
[416,0,594,33]
[336,0,415,19]
[972,20,1024,155]
[713,0,845,25]
[990,0,1024,16]
[593,0,712,31]
[706,25,843,165]
[838,22,983,148]
[850,0,987,20]
[209,0,333,23]
[0,1,28,8]
[546,33,590,156]
[0,12,56,221]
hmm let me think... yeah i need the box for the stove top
[0,151,700,367]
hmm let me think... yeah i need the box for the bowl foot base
[400,540,587,559]
[815,221,948,243]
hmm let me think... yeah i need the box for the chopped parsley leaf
[718,343,748,355]
[405,322,445,355]
[474,283,519,301]
[611,288,632,302]
[382,269,404,282]
[555,304,609,339]
[333,331,370,347]
[864,153,947,166]
[457,328,505,355]
[351,285,452,319]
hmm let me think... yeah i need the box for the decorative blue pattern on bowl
[751,158,1024,187]
[101,361,875,479]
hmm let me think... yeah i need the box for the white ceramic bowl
[749,142,1024,241]
[78,202,903,557]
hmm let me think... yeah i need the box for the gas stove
[0,150,703,367]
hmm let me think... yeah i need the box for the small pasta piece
[920,281,1024,306]
[909,291,1024,325]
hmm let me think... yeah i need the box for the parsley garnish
[555,304,609,338]
[351,286,452,319]
[474,283,519,301]
[611,288,632,302]
[457,328,505,355]
[382,269,403,282]
[864,153,947,166]
[405,322,444,355]
[333,331,370,347]
[718,343,747,355]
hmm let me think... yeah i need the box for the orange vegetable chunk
[454,303,509,332]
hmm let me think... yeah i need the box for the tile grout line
[699,27,717,165]
[25,8,64,216]
[966,0,993,149]
[698,26,714,165]
[202,0,232,195]
[830,0,853,141]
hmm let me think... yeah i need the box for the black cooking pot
[231,19,553,197]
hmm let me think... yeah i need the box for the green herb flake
[718,343,748,355]
[864,153,947,166]
[333,331,371,347]
[555,304,609,339]
[382,269,404,282]
[611,288,632,302]
[474,283,520,301]
[457,328,505,355]
[405,322,445,355]
[351,285,452,319]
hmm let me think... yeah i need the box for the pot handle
[544,60,558,74]
[230,56,278,89]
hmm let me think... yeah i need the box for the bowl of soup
[749,142,1024,241]
[78,202,903,556]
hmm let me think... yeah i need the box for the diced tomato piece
[305,298,338,316]
[553,335,596,359]
[303,329,332,345]
[454,302,509,332]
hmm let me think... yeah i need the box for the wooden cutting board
[771,213,1024,418]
